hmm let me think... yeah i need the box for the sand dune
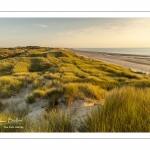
[69,49,150,74]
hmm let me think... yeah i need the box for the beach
[69,49,150,74]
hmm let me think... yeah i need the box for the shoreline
[68,49,150,74]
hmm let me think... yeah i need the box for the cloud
[38,24,48,28]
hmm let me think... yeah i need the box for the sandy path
[1,81,48,121]
[69,49,150,74]
[1,84,32,112]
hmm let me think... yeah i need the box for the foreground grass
[0,109,74,132]
[24,110,74,132]
[1,86,150,132]
[78,86,150,132]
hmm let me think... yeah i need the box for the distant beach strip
[69,49,150,74]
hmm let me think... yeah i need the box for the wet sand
[69,49,150,74]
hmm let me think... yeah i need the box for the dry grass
[78,86,150,132]
[0,76,23,98]
[0,109,74,132]
[64,83,105,104]
[47,88,63,109]
[33,89,47,98]
[33,77,45,89]
[26,94,36,103]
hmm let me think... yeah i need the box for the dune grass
[0,109,74,132]
[26,94,36,103]
[47,88,63,109]
[33,89,47,98]
[23,109,74,132]
[33,77,45,89]
[0,76,23,98]
[0,113,24,132]
[1,47,150,132]
[0,48,26,59]
[13,62,30,73]
[64,83,106,104]
[78,86,150,132]
[0,101,2,111]
[44,72,61,80]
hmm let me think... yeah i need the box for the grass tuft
[64,83,105,104]
[0,76,23,98]
[24,110,74,132]
[26,94,36,103]
[46,88,63,109]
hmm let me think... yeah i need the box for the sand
[69,49,150,74]
[1,82,48,121]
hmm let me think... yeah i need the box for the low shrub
[0,101,2,110]
[26,94,35,103]
[52,79,62,87]
[33,77,45,89]
[47,88,63,109]
[43,81,53,89]
[33,90,47,98]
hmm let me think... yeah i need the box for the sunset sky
[1,18,150,48]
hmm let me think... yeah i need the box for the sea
[75,48,150,56]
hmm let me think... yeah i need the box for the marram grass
[78,86,150,132]
[0,109,74,132]
[1,47,150,132]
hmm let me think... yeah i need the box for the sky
[1,18,150,48]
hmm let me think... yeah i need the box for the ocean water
[76,48,150,56]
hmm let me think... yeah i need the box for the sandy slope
[1,83,48,121]
[1,80,96,123]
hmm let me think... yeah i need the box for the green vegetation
[0,46,150,132]
[0,101,2,110]
[0,113,24,132]
[78,86,150,132]
[26,94,36,103]
[33,89,47,98]
[0,76,23,98]
[47,88,63,109]
[0,109,74,132]
[23,110,74,132]
[33,77,45,89]
[0,48,27,59]
[64,83,105,104]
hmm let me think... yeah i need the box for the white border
[0,133,150,138]
[1,12,150,18]
[0,0,150,11]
